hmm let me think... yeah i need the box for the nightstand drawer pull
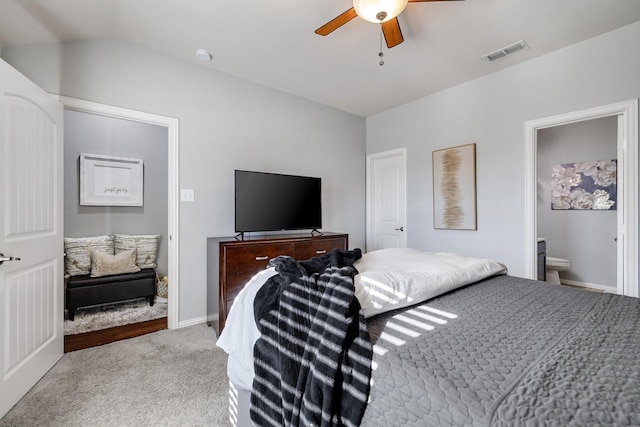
[315,250,327,254]
[255,256,269,261]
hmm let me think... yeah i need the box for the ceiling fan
[315,0,464,48]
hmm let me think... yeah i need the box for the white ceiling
[1,0,640,117]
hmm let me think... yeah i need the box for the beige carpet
[0,323,229,427]
[64,298,168,335]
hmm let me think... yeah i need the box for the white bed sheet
[216,267,278,390]
[216,248,507,391]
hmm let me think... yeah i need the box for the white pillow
[90,248,141,277]
[353,248,507,318]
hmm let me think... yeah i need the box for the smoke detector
[195,49,212,62]
[481,40,528,62]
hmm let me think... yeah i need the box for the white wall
[366,21,640,278]
[1,39,366,326]
[537,117,617,287]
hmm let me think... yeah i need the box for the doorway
[536,117,617,291]
[58,96,180,328]
[524,100,638,297]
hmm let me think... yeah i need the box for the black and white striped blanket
[250,248,372,427]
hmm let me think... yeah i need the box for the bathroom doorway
[524,99,638,297]
[536,117,617,291]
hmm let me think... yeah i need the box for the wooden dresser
[213,232,348,333]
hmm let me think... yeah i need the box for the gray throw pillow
[114,234,160,269]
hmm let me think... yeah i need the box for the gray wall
[64,109,169,276]
[537,117,617,288]
[1,39,366,326]
[366,21,640,291]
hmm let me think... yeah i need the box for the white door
[0,59,64,417]
[366,148,407,252]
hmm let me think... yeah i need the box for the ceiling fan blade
[381,18,404,48]
[315,8,358,36]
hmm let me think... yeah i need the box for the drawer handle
[315,250,327,254]
[255,256,269,261]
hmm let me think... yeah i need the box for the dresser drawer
[222,243,294,296]
[224,270,266,300]
[294,238,347,260]
[224,243,294,273]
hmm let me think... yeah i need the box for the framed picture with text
[80,153,143,206]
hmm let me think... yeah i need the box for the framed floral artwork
[551,159,616,210]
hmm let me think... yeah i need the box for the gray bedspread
[361,275,640,426]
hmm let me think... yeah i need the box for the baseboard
[561,278,616,293]
[154,296,168,304]
[177,315,211,329]
[176,313,219,333]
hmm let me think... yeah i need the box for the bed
[217,248,640,426]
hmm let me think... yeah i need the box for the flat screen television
[235,170,322,234]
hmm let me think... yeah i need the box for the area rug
[64,299,168,335]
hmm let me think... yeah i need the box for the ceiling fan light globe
[353,0,408,23]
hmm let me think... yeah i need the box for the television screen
[235,170,322,233]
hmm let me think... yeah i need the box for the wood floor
[64,317,168,353]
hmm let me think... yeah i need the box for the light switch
[180,189,195,202]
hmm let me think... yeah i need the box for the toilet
[546,256,571,285]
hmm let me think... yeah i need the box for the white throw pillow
[90,248,141,277]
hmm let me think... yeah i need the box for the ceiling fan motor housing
[353,0,409,23]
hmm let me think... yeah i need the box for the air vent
[481,40,528,62]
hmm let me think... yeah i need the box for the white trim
[366,147,407,252]
[524,99,638,298]
[560,279,616,293]
[179,316,210,329]
[206,313,218,325]
[56,96,182,328]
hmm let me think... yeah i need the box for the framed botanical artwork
[80,153,143,206]
[432,143,477,230]
[551,159,617,210]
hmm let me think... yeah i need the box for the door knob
[394,227,404,232]
[0,253,21,265]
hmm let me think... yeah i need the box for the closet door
[367,148,407,251]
